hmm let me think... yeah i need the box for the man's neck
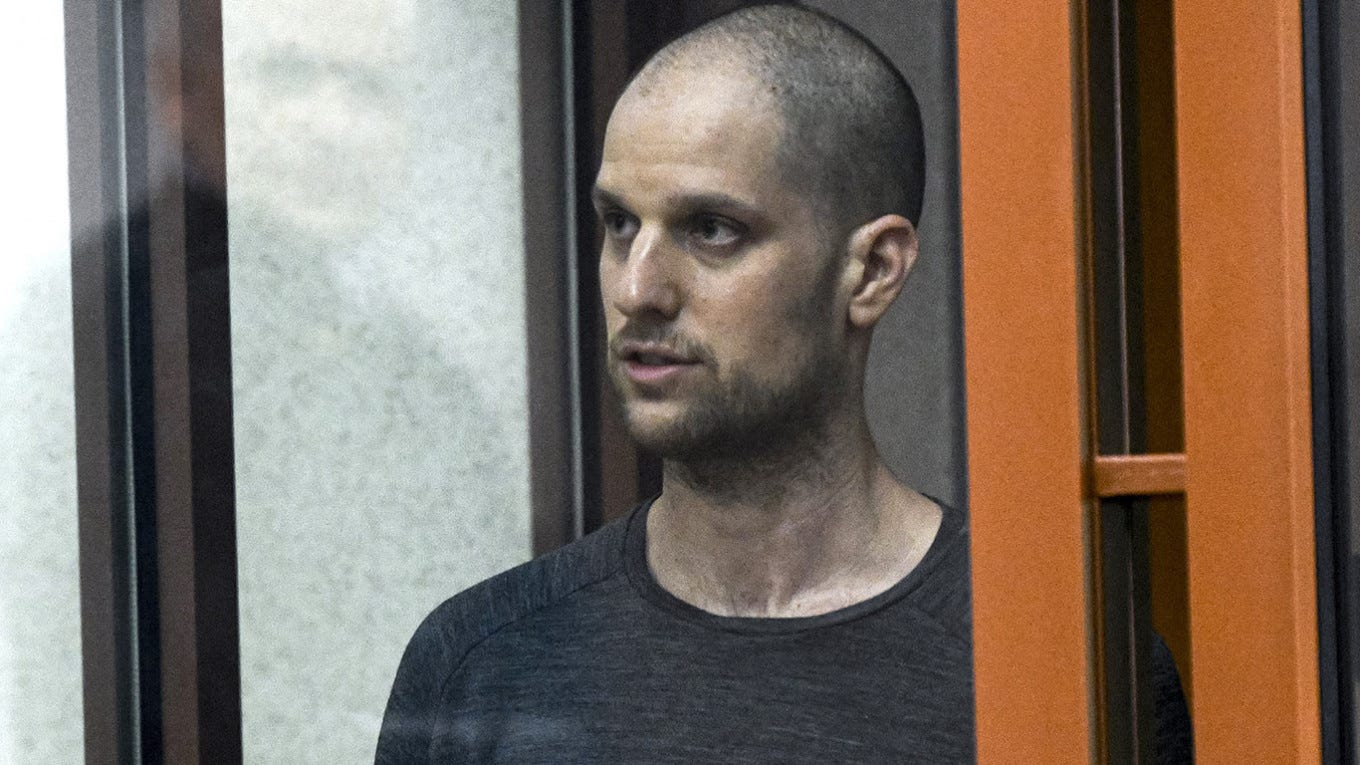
[645,418,943,618]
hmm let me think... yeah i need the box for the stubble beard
[610,324,849,496]
[608,241,853,497]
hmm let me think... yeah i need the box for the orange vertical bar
[1174,2,1321,762]
[957,3,1094,762]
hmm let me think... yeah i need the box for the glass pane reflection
[0,3,84,762]
[223,1,533,761]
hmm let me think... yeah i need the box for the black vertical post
[521,0,585,554]
[138,1,240,761]
[1084,0,1157,760]
[1303,0,1358,761]
[66,1,139,761]
[66,0,241,761]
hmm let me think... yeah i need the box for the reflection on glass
[223,1,532,760]
[0,4,84,762]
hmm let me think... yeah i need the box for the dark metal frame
[1082,0,1166,760]
[66,0,240,762]
[68,2,595,760]
[66,3,141,760]
[521,0,585,554]
[1303,0,1358,760]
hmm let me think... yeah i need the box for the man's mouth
[617,342,701,384]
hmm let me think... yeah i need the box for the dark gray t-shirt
[376,499,975,763]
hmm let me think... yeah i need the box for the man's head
[639,4,925,240]
[593,4,925,463]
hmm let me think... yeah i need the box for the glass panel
[225,0,972,759]
[0,3,84,762]
[222,2,532,760]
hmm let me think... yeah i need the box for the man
[377,6,1186,763]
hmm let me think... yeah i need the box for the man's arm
[375,608,454,764]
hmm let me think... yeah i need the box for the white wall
[0,4,83,764]
[223,1,532,761]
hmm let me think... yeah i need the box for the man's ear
[843,214,919,329]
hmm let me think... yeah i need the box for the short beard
[610,326,848,500]
[609,239,851,499]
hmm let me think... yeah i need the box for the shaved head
[626,4,925,242]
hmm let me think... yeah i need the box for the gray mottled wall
[806,1,967,512]
[0,3,83,762]
[223,1,530,761]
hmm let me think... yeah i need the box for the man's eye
[601,210,638,240]
[689,215,742,248]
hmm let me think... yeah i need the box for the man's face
[593,67,851,460]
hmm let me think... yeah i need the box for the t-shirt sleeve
[375,605,456,764]
[1152,631,1194,764]
[372,515,629,763]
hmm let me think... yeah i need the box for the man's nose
[610,227,681,319]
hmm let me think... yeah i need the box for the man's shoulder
[900,500,972,645]
[377,512,636,762]
[405,509,633,666]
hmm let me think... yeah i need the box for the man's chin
[621,417,690,458]
[620,407,713,459]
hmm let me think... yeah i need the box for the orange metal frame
[1173,2,1320,760]
[1093,454,1186,498]
[957,3,1094,762]
[961,0,1321,761]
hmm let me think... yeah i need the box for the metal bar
[957,1,1094,760]
[1174,0,1322,757]
[134,0,241,760]
[66,0,139,760]
[117,3,166,756]
[520,0,580,554]
[1129,0,1192,707]
[573,0,614,531]
[1092,454,1186,497]
[1085,0,1137,460]
[1092,498,1156,764]
[1092,501,1134,764]
[1300,4,1342,758]
[1334,2,1360,757]
[1081,0,1158,758]
[1302,0,1359,759]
